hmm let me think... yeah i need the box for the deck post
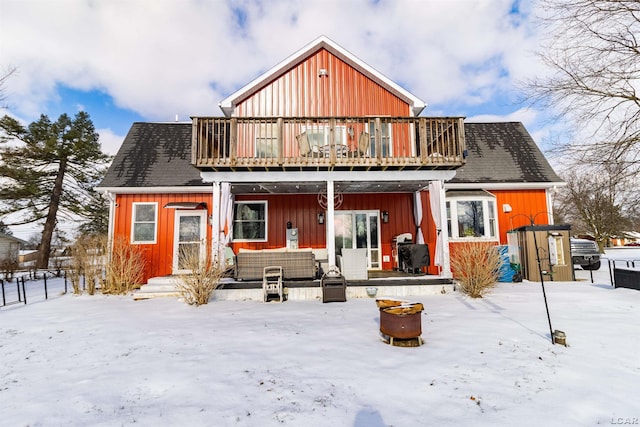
[326,180,336,268]
[211,181,222,264]
[439,182,452,278]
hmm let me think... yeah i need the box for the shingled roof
[98,121,561,190]
[97,122,205,189]
[452,122,562,185]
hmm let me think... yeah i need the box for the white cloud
[97,128,125,156]
[468,107,539,127]
[0,0,563,148]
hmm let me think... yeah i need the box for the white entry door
[172,210,207,274]
[334,210,381,269]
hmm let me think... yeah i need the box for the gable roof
[0,232,27,245]
[451,122,562,186]
[218,35,426,117]
[97,122,206,190]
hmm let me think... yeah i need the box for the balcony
[191,116,466,171]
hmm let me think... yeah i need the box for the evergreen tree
[77,187,110,237]
[0,220,12,235]
[0,112,111,268]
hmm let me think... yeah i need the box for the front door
[334,210,381,269]
[172,210,207,274]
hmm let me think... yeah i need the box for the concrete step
[133,291,181,300]
[146,276,179,286]
[138,283,178,293]
[134,276,182,300]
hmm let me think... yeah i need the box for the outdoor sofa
[235,248,317,281]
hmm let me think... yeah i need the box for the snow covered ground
[2,249,639,426]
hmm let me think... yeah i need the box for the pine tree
[0,220,12,235]
[0,112,111,268]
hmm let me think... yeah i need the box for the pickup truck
[570,238,601,270]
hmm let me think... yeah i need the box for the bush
[66,235,108,295]
[1,258,18,281]
[175,244,224,306]
[451,242,502,298]
[103,237,146,295]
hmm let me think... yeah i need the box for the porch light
[382,211,389,223]
[317,212,325,224]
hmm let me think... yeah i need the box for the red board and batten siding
[231,193,421,271]
[111,188,550,282]
[445,189,552,264]
[113,193,212,281]
[492,189,551,241]
[235,48,412,117]
[419,188,551,273]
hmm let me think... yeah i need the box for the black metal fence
[0,271,69,309]
[608,259,640,290]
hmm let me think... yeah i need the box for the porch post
[326,180,336,267]
[211,181,221,263]
[439,184,452,278]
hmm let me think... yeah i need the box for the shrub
[1,258,18,281]
[103,237,146,295]
[175,243,224,306]
[66,235,108,295]
[451,242,502,298]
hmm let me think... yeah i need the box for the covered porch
[204,168,455,280]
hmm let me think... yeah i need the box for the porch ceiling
[230,181,429,194]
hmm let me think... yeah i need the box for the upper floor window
[255,123,278,158]
[367,120,392,157]
[132,202,157,244]
[303,125,347,153]
[233,201,267,242]
[446,191,497,240]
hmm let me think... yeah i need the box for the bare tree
[554,164,632,250]
[528,1,640,175]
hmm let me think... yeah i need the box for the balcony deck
[192,116,466,171]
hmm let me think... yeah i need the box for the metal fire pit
[376,299,424,345]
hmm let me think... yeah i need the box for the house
[0,232,26,268]
[97,36,563,287]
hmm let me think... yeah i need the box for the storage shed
[509,225,573,282]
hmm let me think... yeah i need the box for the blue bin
[497,245,515,282]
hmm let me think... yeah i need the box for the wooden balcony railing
[191,116,466,171]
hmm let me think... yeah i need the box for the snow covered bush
[175,244,224,306]
[451,242,501,298]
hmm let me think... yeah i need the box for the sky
[2,248,640,425]
[0,0,560,156]
[0,0,564,239]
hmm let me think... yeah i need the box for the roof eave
[445,181,566,190]
[95,186,213,194]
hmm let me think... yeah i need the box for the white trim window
[131,202,158,244]
[303,125,347,153]
[232,201,268,242]
[255,123,278,158]
[367,120,393,157]
[446,192,498,240]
